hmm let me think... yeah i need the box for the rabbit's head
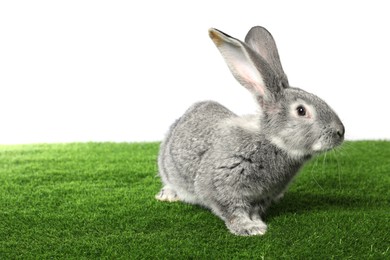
[209,27,344,158]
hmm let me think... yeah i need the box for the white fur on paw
[155,188,180,202]
[227,218,267,236]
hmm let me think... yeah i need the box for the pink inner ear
[234,63,266,96]
[252,82,265,96]
[216,35,267,98]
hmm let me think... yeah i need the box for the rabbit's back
[158,101,235,202]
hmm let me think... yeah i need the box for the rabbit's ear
[245,26,289,88]
[209,28,282,100]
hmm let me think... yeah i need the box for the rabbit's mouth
[311,122,345,153]
[312,134,344,153]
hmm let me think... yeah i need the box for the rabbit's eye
[296,106,306,117]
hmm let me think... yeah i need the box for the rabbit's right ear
[245,26,289,88]
[209,28,282,101]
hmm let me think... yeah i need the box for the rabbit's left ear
[209,28,284,102]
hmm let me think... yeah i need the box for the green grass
[0,141,389,259]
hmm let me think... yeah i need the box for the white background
[1,1,389,144]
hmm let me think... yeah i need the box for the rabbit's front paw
[155,187,180,202]
[273,192,285,203]
[226,218,267,236]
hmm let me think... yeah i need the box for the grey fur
[156,26,344,236]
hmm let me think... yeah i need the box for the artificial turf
[0,141,389,259]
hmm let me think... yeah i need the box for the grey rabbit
[156,26,345,236]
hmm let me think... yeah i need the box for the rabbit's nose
[336,125,345,138]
